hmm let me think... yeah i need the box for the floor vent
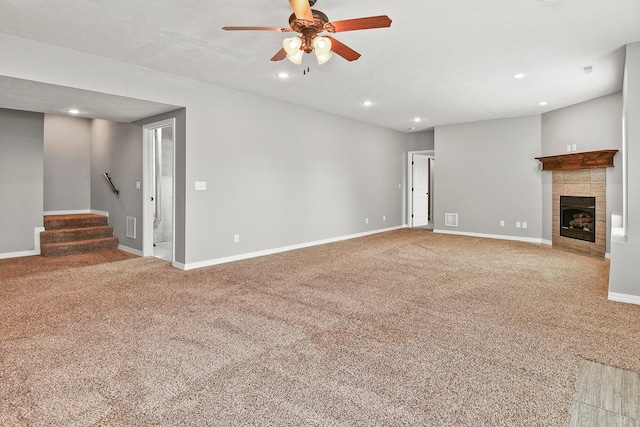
[126,216,136,239]
[445,213,459,227]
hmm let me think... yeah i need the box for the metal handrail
[104,172,120,195]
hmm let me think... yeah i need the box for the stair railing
[104,172,120,195]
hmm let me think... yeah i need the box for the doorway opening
[143,119,175,261]
[408,151,434,228]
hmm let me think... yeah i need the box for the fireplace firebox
[560,196,595,243]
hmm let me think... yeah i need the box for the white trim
[608,292,640,306]
[605,252,611,259]
[433,228,546,244]
[44,209,90,215]
[541,239,552,246]
[143,118,176,260]
[34,226,45,254]
[180,226,404,271]
[0,250,39,259]
[43,209,109,217]
[118,245,143,256]
[407,150,435,228]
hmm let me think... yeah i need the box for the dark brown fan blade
[325,36,361,61]
[328,15,392,33]
[271,48,287,61]
[289,0,313,21]
[222,26,290,32]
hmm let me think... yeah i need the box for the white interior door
[412,154,429,227]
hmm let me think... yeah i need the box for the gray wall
[408,130,435,151]
[90,119,143,252]
[1,33,408,267]
[43,114,91,212]
[434,115,542,239]
[0,108,44,254]
[609,42,640,299]
[541,93,623,251]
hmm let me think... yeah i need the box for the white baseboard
[43,209,109,217]
[608,292,640,306]
[0,250,39,259]
[181,226,404,271]
[433,228,545,245]
[118,245,143,256]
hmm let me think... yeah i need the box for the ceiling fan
[222,0,392,65]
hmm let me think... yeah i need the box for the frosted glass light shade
[312,36,332,65]
[283,36,303,64]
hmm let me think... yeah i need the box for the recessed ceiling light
[409,127,416,130]
[363,100,372,107]
[538,101,548,106]
[512,73,525,79]
[413,117,422,123]
[66,109,80,114]
[277,72,289,79]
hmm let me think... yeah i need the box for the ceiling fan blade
[328,15,392,33]
[222,26,290,32]
[325,36,361,62]
[289,0,313,21]
[271,48,287,61]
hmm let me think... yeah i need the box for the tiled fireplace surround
[552,169,606,257]
[537,150,617,258]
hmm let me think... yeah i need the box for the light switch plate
[195,181,206,191]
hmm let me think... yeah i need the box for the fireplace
[560,196,595,243]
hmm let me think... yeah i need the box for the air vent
[581,65,594,74]
[445,213,459,227]
[126,216,136,239]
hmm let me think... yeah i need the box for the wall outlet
[572,144,577,152]
[365,218,369,224]
[195,181,207,191]
[567,144,572,153]
[135,181,141,190]
[234,234,239,243]
[516,222,521,228]
[522,222,528,229]
[383,215,386,221]
[500,220,505,227]
[398,184,401,189]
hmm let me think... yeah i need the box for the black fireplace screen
[560,196,595,242]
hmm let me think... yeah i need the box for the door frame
[142,118,176,258]
[407,150,434,228]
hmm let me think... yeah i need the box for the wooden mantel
[535,149,618,171]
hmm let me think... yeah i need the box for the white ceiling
[1,0,639,130]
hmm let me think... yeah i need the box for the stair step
[40,226,114,244]
[44,214,109,230]
[41,237,119,257]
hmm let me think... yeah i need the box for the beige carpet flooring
[1,229,639,426]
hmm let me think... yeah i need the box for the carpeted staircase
[40,214,119,257]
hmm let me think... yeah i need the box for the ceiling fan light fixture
[283,36,304,64]
[315,51,332,65]
[312,36,332,65]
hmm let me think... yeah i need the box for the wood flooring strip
[569,401,640,427]
[571,360,640,426]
